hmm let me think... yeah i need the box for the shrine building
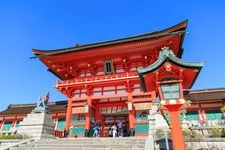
[0,20,225,138]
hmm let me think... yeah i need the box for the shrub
[211,128,222,137]
[221,129,225,137]
[182,129,192,138]
[220,106,225,112]
[0,133,28,139]
[0,134,20,139]
[191,130,201,138]
[182,129,201,138]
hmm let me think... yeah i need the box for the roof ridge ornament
[159,47,175,58]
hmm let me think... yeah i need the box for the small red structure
[138,47,204,150]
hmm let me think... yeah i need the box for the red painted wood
[41,34,182,80]
[65,98,73,131]
[54,130,64,138]
[165,105,186,150]
[128,93,135,129]
[85,96,92,131]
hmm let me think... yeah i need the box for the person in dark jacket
[117,120,123,137]
[93,121,100,137]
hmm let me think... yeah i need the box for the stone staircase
[9,137,148,150]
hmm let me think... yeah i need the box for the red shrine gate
[55,74,156,136]
[32,20,189,137]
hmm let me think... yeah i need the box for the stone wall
[154,138,225,150]
[185,138,225,150]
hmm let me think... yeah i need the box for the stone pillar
[148,115,156,149]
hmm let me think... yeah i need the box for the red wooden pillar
[85,96,92,137]
[12,115,17,128]
[222,104,225,119]
[65,97,72,136]
[101,115,105,137]
[0,122,2,130]
[166,105,185,150]
[128,109,135,136]
[0,116,4,130]
[95,106,101,121]
[128,92,135,136]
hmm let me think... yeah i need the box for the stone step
[42,138,146,141]
[16,145,144,148]
[38,138,146,141]
[32,141,145,145]
[53,139,146,142]
[43,137,146,140]
[11,143,144,148]
[34,139,146,144]
[11,147,144,150]
[31,144,145,146]
[9,138,146,150]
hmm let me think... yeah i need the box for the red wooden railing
[56,72,138,86]
[54,130,64,138]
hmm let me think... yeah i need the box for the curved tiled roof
[31,20,188,81]
[0,101,67,115]
[184,88,225,101]
[137,47,204,91]
[31,20,188,58]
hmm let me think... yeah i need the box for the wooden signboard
[134,103,152,110]
[72,107,85,114]
[16,115,27,119]
[57,112,67,116]
[4,116,15,119]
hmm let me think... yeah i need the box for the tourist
[122,123,129,137]
[117,120,123,137]
[111,124,117,138]
[97,121,101,137]
[108,127,113,137]
[93,121,100,137]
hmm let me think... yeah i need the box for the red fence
[54,130,64,138]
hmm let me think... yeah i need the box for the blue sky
[0,1,225,110]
